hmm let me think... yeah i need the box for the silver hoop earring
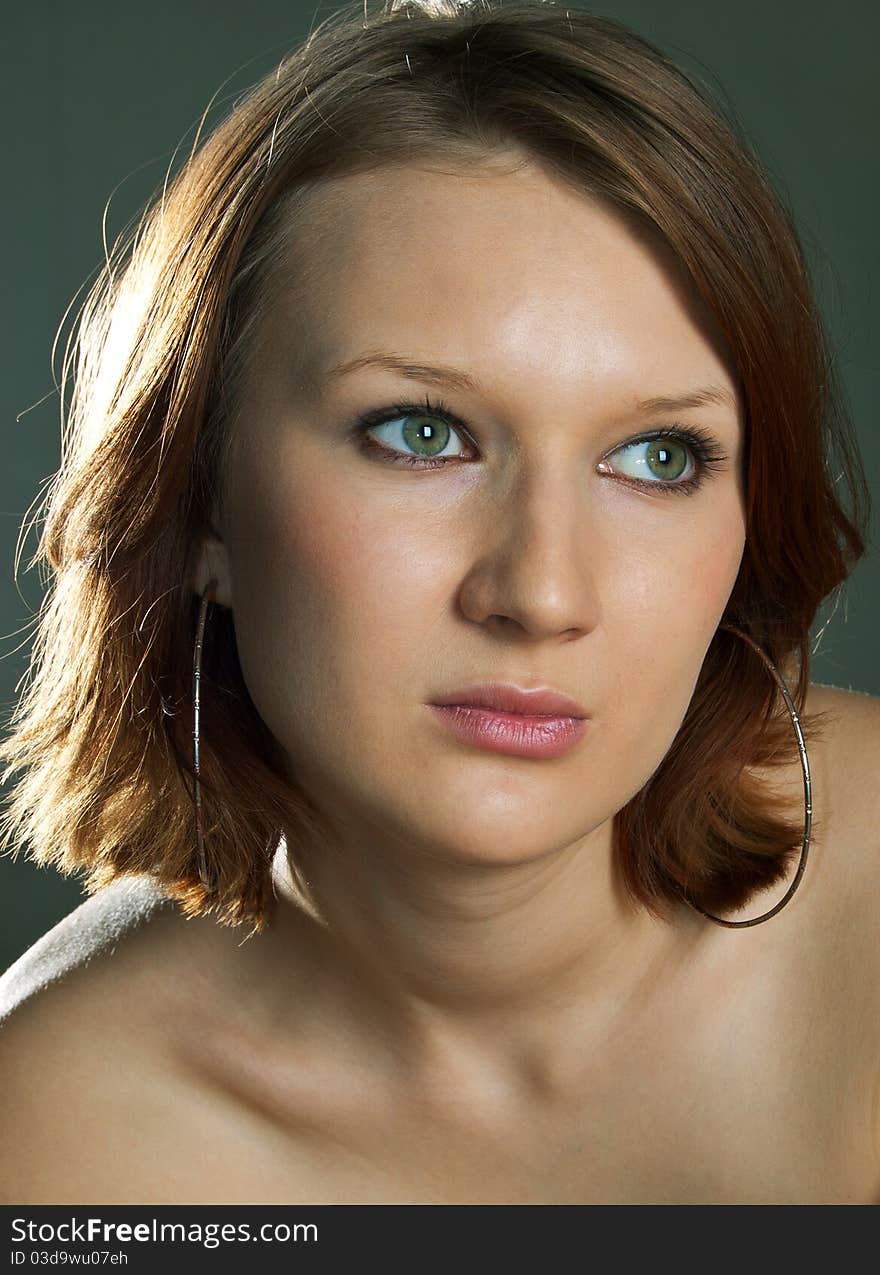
[193,577,218,889]
[190,598,812,924]
[683,623,812,928]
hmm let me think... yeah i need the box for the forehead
[263,159,739,409]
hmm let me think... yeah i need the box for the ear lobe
[190,533,234,609]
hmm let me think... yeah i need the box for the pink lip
[427,704,588,759]
[430,682,588,718]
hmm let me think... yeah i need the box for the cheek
[264,476,451,643]
[616,486,744,636]
[685,501,747,625]
[600,507,745,789]
[224,445,454,753]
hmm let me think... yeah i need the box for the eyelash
[351,393,730,497]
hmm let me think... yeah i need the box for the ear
[190,529,234,609]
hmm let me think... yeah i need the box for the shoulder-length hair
[0,0,870,937]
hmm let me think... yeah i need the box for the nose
[456,461,600,643]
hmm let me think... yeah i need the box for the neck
[265,817,702,1103]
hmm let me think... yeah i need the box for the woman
[0,0,877,1205]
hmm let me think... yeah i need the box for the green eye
[375,413,462,458]
[353,395,729,496]
[612,437,691,483]
[355,398,473,467]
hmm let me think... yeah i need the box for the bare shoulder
[0,877,214,1203]
[806,680,880,856]
[807,683,880,1168]
[794,680,880,968]
[806,677,880,742]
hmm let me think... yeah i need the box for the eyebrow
[322,351,737,414]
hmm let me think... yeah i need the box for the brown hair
[0,0,870,936]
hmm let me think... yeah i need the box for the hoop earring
[683,623,813,928]
[193,577,218,889]
[190,596,812,924]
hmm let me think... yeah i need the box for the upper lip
[430,682,588,718]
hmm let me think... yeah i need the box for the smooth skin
[200,153,747,1113]
[2,153,879,1204]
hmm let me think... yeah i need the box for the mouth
[426,683,589,759]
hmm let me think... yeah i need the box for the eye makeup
[347,392,731,498]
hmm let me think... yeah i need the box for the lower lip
[427,704,588,758]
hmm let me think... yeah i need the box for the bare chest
[141,915,879,1206]
[161,827,878,1204]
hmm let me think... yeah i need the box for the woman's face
[204,157,746,869]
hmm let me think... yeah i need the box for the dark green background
[1,1,877,972]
